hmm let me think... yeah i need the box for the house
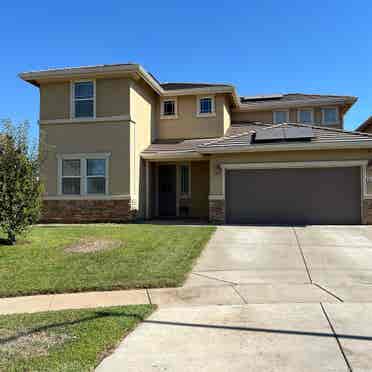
[356,116,372,133]
[19,63,372,225]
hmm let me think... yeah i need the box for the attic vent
[253,127,315,143]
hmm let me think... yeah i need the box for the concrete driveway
[97,226,372,372]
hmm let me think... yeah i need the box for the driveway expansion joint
[192,272,237,286]
[313,283,344,303]
[231,285,248,304]
[320,303,353,372]
[292,226,313,283]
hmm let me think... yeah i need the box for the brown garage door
[226,167,361,225]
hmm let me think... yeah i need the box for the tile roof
[142,122,372,157]
[199,122,372,151]
[240,93,356,103]
[356,116,372,132]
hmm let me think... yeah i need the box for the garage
[225,166,362,225]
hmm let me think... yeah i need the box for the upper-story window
[298,109,314,124]
[197,96,215,117]
[322,107,339,125]
[73,81,95,118]
[273,110,289,124]
[161,98,177,118]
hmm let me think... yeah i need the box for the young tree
[0,120,43,244]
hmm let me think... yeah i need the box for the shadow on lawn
[0,310,145,345]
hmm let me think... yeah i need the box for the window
[62,159,81,195]
[273,110,289,124]
[180,165,190,196]
[161,99,177,118]
[59,154,109,196]
[197,96,215,116]
[73,81,94,118]
[298,109,314,124]
[87,159,106,194]
[322,108,339,125]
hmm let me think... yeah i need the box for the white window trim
[160,97,178,119]
[321,107,340,125]
[196,95,216,117]
[273,110,289,124]
[57,153,110,197]
[297,108,314,124]
[70,79,96,119]
[179,162,191,199]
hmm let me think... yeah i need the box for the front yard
[0,305,154,371]
[0,224,215,297]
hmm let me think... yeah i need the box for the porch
[145,161,210,220]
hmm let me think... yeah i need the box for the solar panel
[253,126,315,143]
[284,127,314,140]
[254,128,285,142]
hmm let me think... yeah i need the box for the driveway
[97,226,372,372]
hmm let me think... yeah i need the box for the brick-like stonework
[209,199,225,224]
[41,199,136,223]
[363,199,372,225]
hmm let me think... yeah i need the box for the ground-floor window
[58,153,109,196]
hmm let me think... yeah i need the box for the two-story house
[19,63,372,225]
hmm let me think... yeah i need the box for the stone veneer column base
[362,199,372,225]
[209,199,225,224]
[40,199,137,223]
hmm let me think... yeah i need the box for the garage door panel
[226,167,361,225]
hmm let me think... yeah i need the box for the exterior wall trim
[39,114,132,125]
[43,194,132,200]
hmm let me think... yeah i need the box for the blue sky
[1,0,371,140]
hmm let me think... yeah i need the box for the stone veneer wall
[41,199,136,223]
[209,199,225,224]
[363,199,372,224]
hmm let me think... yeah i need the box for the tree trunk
[7,230,16,245]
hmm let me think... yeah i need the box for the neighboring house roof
[356,116,372,132]
[142,122,372,159]
[18,63,356,111]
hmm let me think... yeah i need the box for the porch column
[145,160,150,219]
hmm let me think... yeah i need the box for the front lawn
[0,224,215,297]
[0,305,154,371]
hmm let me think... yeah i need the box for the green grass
[0,305,154,372]
[0,224,215,297]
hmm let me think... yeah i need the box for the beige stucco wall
[156,94,229,140]
[231,105,343,129]
[40,121,131,196]
[96,78,130,117]
[40,78,131,121]
[40,82,70,120]
[209,149,372,195]
[130,79,157,216]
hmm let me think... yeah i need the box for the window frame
[71,80,96,119]
[196,95,216,117]
[321,107,339,125]
[160,98,178,119]
[61,159,82,196]
[297,108,314,124]
[58,153,110,196]
[273,110,289,124]
[179,163,191,198]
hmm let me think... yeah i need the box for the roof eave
[141,151,204,160]
[198,140,372,154]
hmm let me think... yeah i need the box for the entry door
[158,165,177,217]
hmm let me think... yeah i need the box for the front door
[158,165,177,217]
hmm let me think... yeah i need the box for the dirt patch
[65,238,122,253]
[0,329,71,360]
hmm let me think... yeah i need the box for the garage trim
[218,160,368,223]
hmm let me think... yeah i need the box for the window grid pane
[200,98,212,113]
[62,159,81,177]
[163,101,175,116]
[299,110,312,123]
[75,100,94,118]
[274,111,287,124]
[324,108,337,123]
[62,178,80,195]
[87,159,106,177]
[87,178,106,194]
[74,82,93,99]
[180,165,189,194]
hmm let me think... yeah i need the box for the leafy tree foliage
[0,120,42,244]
